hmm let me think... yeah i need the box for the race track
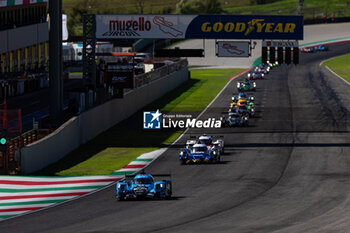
[1,43,350,233]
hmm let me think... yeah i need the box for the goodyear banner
[96,14,303,40]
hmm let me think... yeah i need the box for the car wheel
[165,184,172,199]
[117,195,124,201]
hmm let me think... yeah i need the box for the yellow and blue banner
[96,14,303,40]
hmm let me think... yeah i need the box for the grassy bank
[35,68,244,176]
[323,54,350,83]
[63,0,350,19]
[226,0,350,19]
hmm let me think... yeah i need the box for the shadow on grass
[34,78,201,176]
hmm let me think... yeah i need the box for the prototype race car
[301,47,314,53]
[185,134,225,155]
[315,45,328,51]
[236,105,255,118]
[116,172,172,201]
[237,79,256,92]
[198,134,224,155]
[221,112,249,127]
[232,93,255,102]
[248,72,264,80]
[232,93,255,110]
[229,101,237,112]
[254,65,270,74]
[179,143,220,164]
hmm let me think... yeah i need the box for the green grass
[35,68,243,176]
[225,0,350,19]
[323,54,350,83]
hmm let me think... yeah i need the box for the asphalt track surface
[2,43,350,233]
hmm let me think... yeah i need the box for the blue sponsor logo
[143,110,162,129]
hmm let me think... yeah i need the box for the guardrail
[135,59,188,88]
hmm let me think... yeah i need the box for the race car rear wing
[123,170,171,179]
[189,134,224,138]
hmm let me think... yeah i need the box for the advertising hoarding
[96,14,303,40]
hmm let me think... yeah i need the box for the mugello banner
[96,14,303,40]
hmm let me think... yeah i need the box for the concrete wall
[0,22,48,53]
[21,67,189,174]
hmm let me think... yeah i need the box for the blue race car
[179,143,220,164]
[116,172,172,201]
[315,45,329,51]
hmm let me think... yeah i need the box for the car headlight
[262,74,265,77]
[237,83,240,88]
[180,151,183,156]
[160,183,164,188]
[253,83,256,87]
[117,184,122,189]
[251,108,255,112]
[244,117,248,121]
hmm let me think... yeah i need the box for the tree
[176,0,223,14]
[134,0,147,14]
[194,0,224,14]
[176,0,197,14]
[66,0,104,36]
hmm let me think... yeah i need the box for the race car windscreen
[135,178,153,184]
[199,139,212,145]
[193,146,207,152]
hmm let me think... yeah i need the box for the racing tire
[165,184,172,199]
[180,160,186,165]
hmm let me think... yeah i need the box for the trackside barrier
[20,65,189,174]
[0,130,37,174]
[135,59,188,88]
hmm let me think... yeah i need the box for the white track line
[319,54,350,86]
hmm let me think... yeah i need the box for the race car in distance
[179,143,220,164]
[232,93,255,102]
[221,112,249,127]
[198,134,224,155]
[236,105,255,118]
[248,72,264,80]
[301,47,314,53]
[237,79,256,92]
[254,65,269,74]
[237,98,255,111]
[229,101,237,112]
[315,44,329,51]
[186,134,224,155]
[116,172,172,201]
